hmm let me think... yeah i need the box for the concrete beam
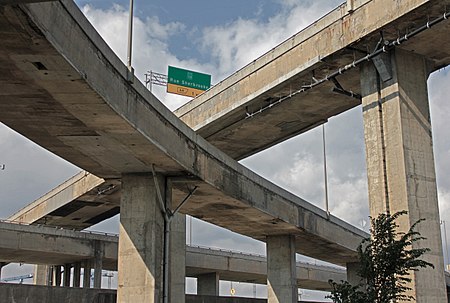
[0,1,366,265]
[0,221,346,291]
[361,49,446,301]
[175,0,450,160]
[8,171,119,230]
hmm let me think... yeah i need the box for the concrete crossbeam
[361,49,446,301]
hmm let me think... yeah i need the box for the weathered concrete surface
[8,171,120,230]
[169,212,187,303]
[267,236,296,303]
[117,174,165,302]
[0,1,366,265]
[0,284,328,303]
[0,221,346,291]
[197,273,220,296]
[175,0,450,160]
[361,49,446,301]
[0,283,116,303]
[0,221,117,270]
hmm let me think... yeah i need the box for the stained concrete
[8,171,120,230]
[197,273,220,296]
[0,283,116,303]
[361,49,446,301]
[0,221,346,291]
[0,284,329,303]
[267,235,297,303]
[0,1,366,266]
[117,174,165,302]
[175,0,450,160]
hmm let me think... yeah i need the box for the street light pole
[126,0,134,82]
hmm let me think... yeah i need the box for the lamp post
[126,0,134,82]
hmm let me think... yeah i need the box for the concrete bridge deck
[0,0,366,265]
[176,0,450,160]
[0,221,345,291]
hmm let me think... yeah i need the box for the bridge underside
[0,1,365,267]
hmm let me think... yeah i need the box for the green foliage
[327,211,434,303]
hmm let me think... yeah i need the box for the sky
[1,0,450,300]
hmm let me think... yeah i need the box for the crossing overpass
[1,0,449,301]
[0,221,345,291]
[0,0,366,266]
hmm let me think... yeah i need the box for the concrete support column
[53,265,62,286]
[63,264,71,287]
[47,265,53,286]
[83,259,91,288]
[266,235,297,303]
[169,212,186,303]
[117,173,165,303]
[73,262,81,288]
[346,262,363,286]
[197,272,220,296]
[93,241,104,289]
[33,264,49,285]
[361,48,446,302]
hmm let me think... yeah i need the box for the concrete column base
[267,235,297,303]
[197,272,220,296]
[117,173,165,303]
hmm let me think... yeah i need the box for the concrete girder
[175,0,450,160]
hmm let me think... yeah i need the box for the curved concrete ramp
[0,1,366,265]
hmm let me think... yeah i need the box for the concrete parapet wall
[0,284,328,303]
[0,283,116,303]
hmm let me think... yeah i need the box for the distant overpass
[0,221,345,291]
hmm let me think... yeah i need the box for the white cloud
[200,0,341,76]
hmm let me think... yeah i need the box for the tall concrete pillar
[63,264,71,287]
[346,262,362,286]
[117,173,165,303]
[93,241,104,288]
[33,264,49,285]
[83,259,91,288]
[47,265,53,286]
[73,262,81,288]
[361,48,446,301]
[197,273,220,296]
[169,212,186,303]
[53,265,62,286]
[266,235,297,303]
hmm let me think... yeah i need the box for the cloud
[200,0,341,76]
[0,124,79,218]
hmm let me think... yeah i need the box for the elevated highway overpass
[0,221,345,291]
[1,0,449,301]
[0,0,365,266]
[175,0,450,160]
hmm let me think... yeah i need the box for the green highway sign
[167,66,211,97]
